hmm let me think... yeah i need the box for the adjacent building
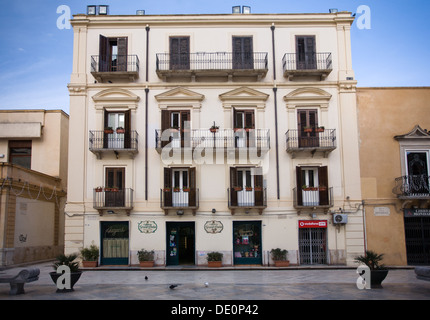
[0,109,68,266]
[358,87,430,266]
[65,7,365,267]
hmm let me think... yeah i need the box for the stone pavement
[0,262,429,301]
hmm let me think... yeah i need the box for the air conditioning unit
[333,214,348,224]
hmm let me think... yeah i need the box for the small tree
[354,250,386,270]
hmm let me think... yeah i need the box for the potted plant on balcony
[270,248,290,267]
[303,126,313,133]
[80,243,99,268]
[95,186,103,192]
[207,251,223,267]
[354,250,389,288]
[49,253,82,292]
[137,249,155,267]
[245,185,253,191]
[183,187,190,192]
[173,187,180,192]
[116,126,125,134]
[233,186,243,191]
[210,121,219,133]
[315,126,325,133]
[104,126,114,134]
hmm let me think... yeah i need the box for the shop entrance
[166,222,195,266]
[298,220,328,265]
[233,221,262,265]
[100,221,129,265]
[404,210,430,265]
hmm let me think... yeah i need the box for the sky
[0,0,429,114]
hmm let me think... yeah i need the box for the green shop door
[100,221,129,265]
[233,221,262,265]
[166,222,195,266]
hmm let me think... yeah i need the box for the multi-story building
[65,6,364,266]
[358,87,430,266]
[0,109,68,266]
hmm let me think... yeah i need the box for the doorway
[166,222,195,266]
[100,221,129,265]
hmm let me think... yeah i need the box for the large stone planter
[49,271,82,293]
[371,269,389,288]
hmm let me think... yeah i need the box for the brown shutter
[103,109,109,148]
[230,167,238,206]
[117,37,128,71]
[161,110,171,148]
[318,166,329,205]
[296,167,303,206]
[189,167,196,207]
[124,110,131,149]
[163,167,172,207]
[254,170,263,206]
[233,37,253,69]
[170,37,190,70]
[99,35,109,72]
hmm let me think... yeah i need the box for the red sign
[298,220,327,228]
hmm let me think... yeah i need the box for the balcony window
[294,166,333,209]
[9,140,31,169]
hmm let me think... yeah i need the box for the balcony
[93,188,134,215]
[293,187,333,211]
[282,52,332,80]
[155,128,270,155]
[285,129,336,158]
[89,130,138,159]
[393,175,430,200]
[160,188,199,215]
[156,52,268,80]
[228,187,267,215]
[91,55,139,82]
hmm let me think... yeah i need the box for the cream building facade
[0,110,68,266]
[65,7,364,266]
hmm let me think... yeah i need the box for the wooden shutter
[117,37,128,71]
[230,167,238,206]
[161,110,171,148]
[170,37,190,70]
[254,171,264,206]
[232,36,253,69]
[99,35,109,72]
[163,167,172,207]
[318,166,329,205]
[189,167,196,207]
[296,36,316,70]
[124,110,131,149]
[296,167,303,206]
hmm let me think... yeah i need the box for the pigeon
[145,276,148,280]
[204,282,209,287]
[169,284,178,289]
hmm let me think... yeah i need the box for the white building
[65,6,364,267]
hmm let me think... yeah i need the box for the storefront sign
[204,220,223,234]
[138,220,158,233]
[404,208,430,217]
[298,220,327,228]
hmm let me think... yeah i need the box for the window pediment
[284,87,331,109]
[92,88,139,110]
[394,125,430,141]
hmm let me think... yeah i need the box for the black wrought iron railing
[156,52,268,72]
[91,55,140,73]
[160,188,199,209]
[93,188,134,209]
[282,52,332,72]
[228,187,267,208]
[155,128,270,151]
[393,175,430,198]
[286,129,336,151]
[89,130,139,151]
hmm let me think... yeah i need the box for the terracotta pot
[208,261,222,268]
[82,261,97,268]
[139,261,154,267]
[274,260,290,267]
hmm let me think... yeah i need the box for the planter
[82,261,98,268]
[245,187,253,191]
[371,269,389,288]
[208,261,222,268]
[104,129,114,134]
[139,261,154,267]
[274,260,290,267]
[116,128,125,134]
[304,128,313,133]
[233,187,243,191]
[210,128,219,133]
[49,271,82,293]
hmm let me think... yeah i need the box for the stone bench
[415,266,430,282]
[0,268,40,295]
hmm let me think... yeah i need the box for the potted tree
[207,251,223,267]
[49,253,82,292]
[80,244,99,267]
[137,249,155,267]
[270,248,290,267]
[354,250,389,288]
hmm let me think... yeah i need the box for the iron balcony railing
[93,188,134,210]
[286,129,336,152]
[282,52,332,72]
[393,175,430,199]
[293,187,334,208]
[91,55,140,73]
[228,187,267,210]
[156,52,268,72]
[155,128,270,152]
[89,130,139,151]
[160,188,199,212]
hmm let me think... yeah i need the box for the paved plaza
[0,262,429,302]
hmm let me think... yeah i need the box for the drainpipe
[271,23,280,199]
[145,25,150,200]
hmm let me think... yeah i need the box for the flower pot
[82,261,97,268]
[139,261,154,267]
[208,261,222,268]
[104,129,114,134]
[371,269,389,288]
[49,271,82,293]
[116,128,125,134]
[210,128,218,133]
[274,260,290,267]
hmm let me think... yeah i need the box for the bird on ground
[169,284,178,289]
[145,276,148,280]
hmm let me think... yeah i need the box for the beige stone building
[0,110,69,266]
[65,6,364,267]
[358,87,430,266]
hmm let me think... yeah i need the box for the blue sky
[0,0,429,114]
